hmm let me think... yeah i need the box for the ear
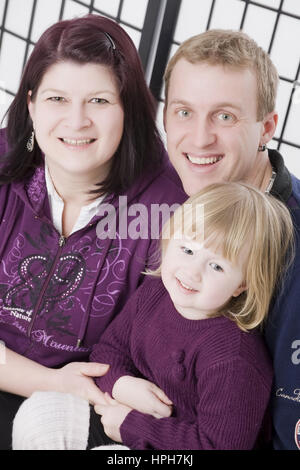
[163,104,167,132]
[27,90,35,121]
[232,281,247,298]
[260,111,278,144]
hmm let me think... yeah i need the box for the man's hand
[55,362,109,405]
[95,394,132,442]
[112,376,173,419]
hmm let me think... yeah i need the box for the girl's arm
[0,346,108,405]
[112,376,172,418]
[96,358,272,450]
[90,282,172,418]
[90,286,143,392]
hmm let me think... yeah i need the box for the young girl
[90,182,294,450]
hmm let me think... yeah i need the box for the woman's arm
[0,346,108,405]
[0,347,56,397]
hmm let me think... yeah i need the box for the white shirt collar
[45,161,105,236]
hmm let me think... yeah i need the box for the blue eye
[90,98,108,104]
[209,262,223,272]
[48,96,65,102]
[178,110,190,118]
[181,246,194,255]
[217,112,233,122]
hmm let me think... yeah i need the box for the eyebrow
[168,99,193,107]
[40,88,117,96]
[40,89,66,95]
[169,99,243,112]
[213,102,243,112]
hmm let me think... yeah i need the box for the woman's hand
[0,348,108,402]
[55,362,110,405]
[95,393,132,442]
[112,376,173,419]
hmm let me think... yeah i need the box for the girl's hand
[112,376,173,419]
[95,394,132,442]
[55,362,109,405]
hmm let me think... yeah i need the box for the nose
[182,260,202,284]
[190,266,202,283]
[65,103,91,130]
[189,115,216,149]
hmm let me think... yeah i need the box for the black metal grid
[0,0,157,100]
[151,0,300,155]
[0,0,299,156]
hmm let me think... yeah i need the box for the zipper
[25,212,100,340]
[27,235,66,338]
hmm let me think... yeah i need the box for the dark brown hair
[1,14,162,194]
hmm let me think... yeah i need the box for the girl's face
[28,60,124,184]
[161,236,247,320]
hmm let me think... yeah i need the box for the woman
[0,14,186,449]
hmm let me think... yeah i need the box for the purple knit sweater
[91,277,273,450]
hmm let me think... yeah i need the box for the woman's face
[28,60,124,183]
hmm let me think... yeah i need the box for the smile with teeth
[177,278,198,292]
[186,154,223,165]
[60,138,96,145]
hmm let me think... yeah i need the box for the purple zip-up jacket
[0,129,187,368]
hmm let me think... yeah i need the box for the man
[163,29,300,450]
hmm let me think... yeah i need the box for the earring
[258,144,266,152]
[26,131,35,152]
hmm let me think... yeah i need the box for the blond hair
[149,182,294,331]
[164,29,279,121]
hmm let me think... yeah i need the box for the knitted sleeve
[90,283,144,395]
[120,357,272,450]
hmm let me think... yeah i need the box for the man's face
[164,59,269,196]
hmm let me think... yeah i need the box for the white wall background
[0,0,299,176]
[0,0,149,120]
[156,0,300,178]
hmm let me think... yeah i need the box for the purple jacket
[0,129,187,367]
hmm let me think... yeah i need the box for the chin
[183,181,203,197]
